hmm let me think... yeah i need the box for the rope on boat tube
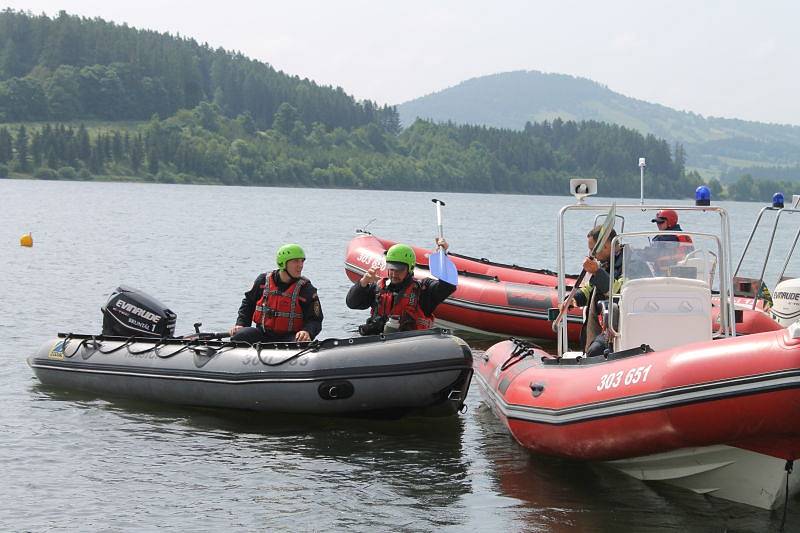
[60,334,82,358]
[96,337,135,354]
[153,344,191,359]
[61,334,134,358]
[58,334,318,363]
[187,344,237,358]
[500,338,542,371]
[256,340,321,367]
[127,340,167,355]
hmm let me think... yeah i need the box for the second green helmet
[276,243,306,270]
[385,243,416,271]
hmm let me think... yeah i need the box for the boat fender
[319,381,354,400]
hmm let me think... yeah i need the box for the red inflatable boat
[344,232,584,341]
[474,194,800,509]
[475,326,800,509]
[344,232,781,342]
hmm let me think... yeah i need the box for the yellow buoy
[20,232,33,247]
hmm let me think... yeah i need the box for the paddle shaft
[432,198,445,244]
[429,198,459,286]
[551,270,589,328]
[182,331,230,341]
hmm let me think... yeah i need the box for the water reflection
[473,401,800,532]
[30,383,471,531]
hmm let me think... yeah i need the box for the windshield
[614,235,719,289]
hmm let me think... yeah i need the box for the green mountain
[397,71,800,178]
[0,9,398,131]
[4,10,775,201]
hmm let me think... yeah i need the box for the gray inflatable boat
[28,329,473,417]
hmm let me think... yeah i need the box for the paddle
[551,202,617,332]
[430,199,459,286]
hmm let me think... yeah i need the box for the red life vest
[653,234,694,273]
[672,233,694,260]
[252,272,308,334]
[371,278,435,331]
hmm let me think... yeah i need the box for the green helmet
[276,243,306,270]
[385,243,416,272]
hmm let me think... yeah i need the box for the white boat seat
[614,277,712,352]
[677,250,717,285]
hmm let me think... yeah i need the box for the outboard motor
[770,278,800,327]
[101,286,177,338]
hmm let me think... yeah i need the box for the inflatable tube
[474,327,800,509]
[28,329,473,418]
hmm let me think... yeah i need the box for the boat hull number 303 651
[596,365,653,392]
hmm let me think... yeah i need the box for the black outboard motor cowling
[101,286,177,338]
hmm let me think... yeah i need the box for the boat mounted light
[569,178,597,204]
[773,192,785,208]
[695,185,711,206]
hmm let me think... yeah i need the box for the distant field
[0,120,146,135]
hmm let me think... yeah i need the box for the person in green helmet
[347,238,456,335]
[229,243,323,343]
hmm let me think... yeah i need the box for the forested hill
[397,71,800,176]
[0,108,704,199]
[0,10,398,131]
[1,9,775,201]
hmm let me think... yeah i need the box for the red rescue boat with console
[475,184,800,509]
[345,232,584,341]
[344,234,780,343]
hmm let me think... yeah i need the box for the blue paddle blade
[430,250,459,286]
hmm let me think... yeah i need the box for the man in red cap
[650,209,693,272]
[651,209,685,238]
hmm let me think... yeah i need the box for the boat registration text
[597,365,653,391]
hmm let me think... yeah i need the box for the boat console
[553,184,736,357]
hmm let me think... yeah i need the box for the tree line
[0,9,398,131]
[0,103,705,199]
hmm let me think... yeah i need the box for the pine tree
[147,144,159,175]
[77,124,90,162]
[15,125,30,172]
[0,127,13,163]
[130,135,144,173]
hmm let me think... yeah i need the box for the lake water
[2,179,798,531]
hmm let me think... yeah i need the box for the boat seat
[614,277,712,352]
[677,251,717,285]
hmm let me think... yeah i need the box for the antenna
[639,157,646,205]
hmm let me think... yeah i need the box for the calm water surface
[1,180,798,531]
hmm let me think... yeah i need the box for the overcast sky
[5,1,799,125]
